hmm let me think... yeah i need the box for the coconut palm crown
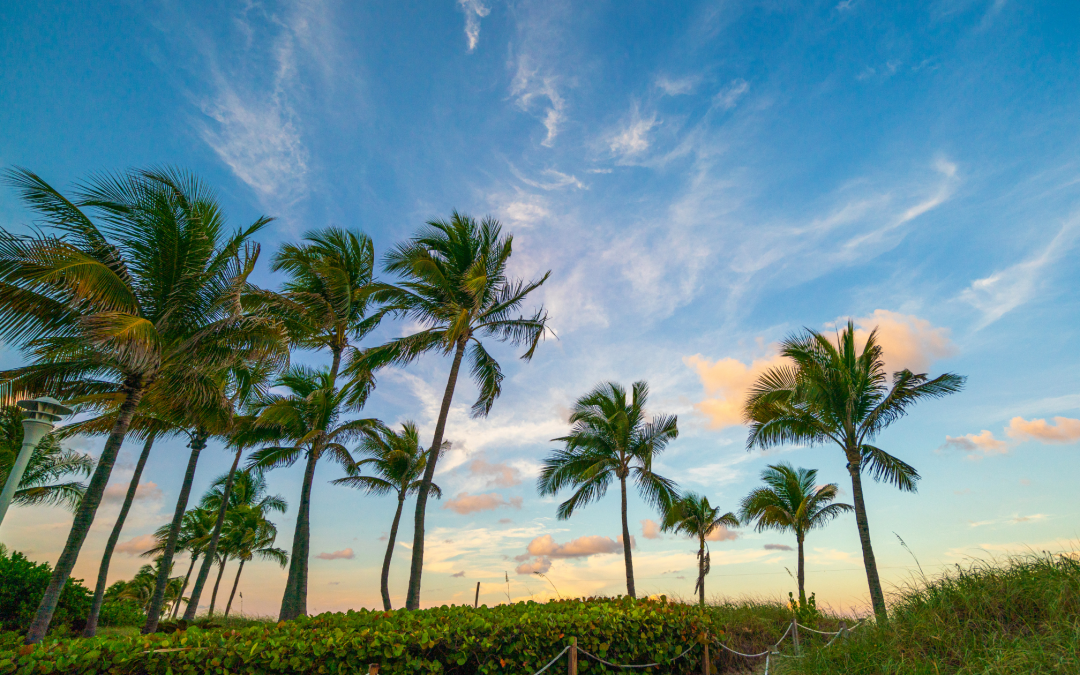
[743,321,964,620]
[538,381,679,599]
[661,493,739,606]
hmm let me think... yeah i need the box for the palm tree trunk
[405,337,467,611]
[172,553,198,620]
[619,474,635,598]
[83,431,157,637]
[143,431,206,634]
[182,445,243,621]
[25,384,146,645]
[797,533,806,607]
[209,555,227,617]
[224,558,246,618]
[381,494,406,610]
[847,461,887,621]
[279,448,318,620]
[698,536,706,607]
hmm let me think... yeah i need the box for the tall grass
[785,552,1080,674]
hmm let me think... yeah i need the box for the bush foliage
[0,549,91,634]
[0,596,822,674]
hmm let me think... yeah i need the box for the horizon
[1,0,1079,617]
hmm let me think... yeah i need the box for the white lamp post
[0,396,73,527]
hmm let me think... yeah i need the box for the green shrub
[787,552,1080,675]
[0,596,828,674]
[96,601,145,629]
[0,549,91,634]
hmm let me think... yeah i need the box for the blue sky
[2,0,1079,615]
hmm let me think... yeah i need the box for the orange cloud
[468,458,522,487]
[942,430,1009,460]
[705,525,738,542]
[103,481,162,505]
[115,533,157,557]
[443,492,523,514]
[316,548,355,560]
[515,557,552,574]
[686,311,954,429]
[523,534,628,558]
[850,310,955,373]
[641,519,662,540]
[1006,416,1080,444]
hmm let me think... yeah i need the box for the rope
[795,618,867,635]
[577,642,697,669]
[713,620,793,659]
[529,646,570,675]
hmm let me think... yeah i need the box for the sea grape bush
[0,596,803,674]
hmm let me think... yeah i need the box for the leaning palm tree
[0,405,92,511]
[738,463,852,606]
[661,493,739,606]
[538,381,679,598]
[221,505,288,618]
[362,212,550,609]
[0,167,285,643]
[744,321,965,620]
[247,366,379,620]
[332,422,442,610]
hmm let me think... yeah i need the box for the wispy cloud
[316,548,355,560]
[713,79,749,110]
[115,533,157,557]
[940,430,1009,460]
[444,492,523,514]
[458,0,491,52]
[608,106,659,160]
[511,56,566,147]
[102,481,162,505]
[655,75,700,96]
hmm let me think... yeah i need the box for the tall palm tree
[661,493,739,606]
[744,321,965,620]
[247,366,379,620]
[538,381,679,598]
[363,212,550,609]
[738,463,852,605]
[221,504,288,618]
[223,228,380,621]
[0,167,284,643]
[332,422,442,610]
[0,405,92,510]
[181,359,278,623]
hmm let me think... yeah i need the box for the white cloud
[608,107,659,159]
[467,458,523,488]
[713,79,749,110]
[968,514,1049,528]
[849,309,956,373]
[655,75,699,96]
[510,57,566,147]
[458,0,491,52]
[940,430,1009,460]
[511,166,584,191]
[960,219,1076,327]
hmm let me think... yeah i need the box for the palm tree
[226,228,380,621]
[538,381,679,598]
[0,405,92,510]
[247,366,379,620]
[0,167,284,643]
[744,321,965,620]
[168,508,217,619]
[221,505,288,618]
[362,212,550,609]
[738,463,852,606]
[332,422,442,610]
[661,493,739,606]
[181,359,278,623]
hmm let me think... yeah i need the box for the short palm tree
[538,381,679,598]
[744,321,965,620]
[247,366,379,620]
[738,463,852,606]
[661,493,739,606]
[332,422,442,610]
[0,168,283,642]
[0,405,92,510]
[363,212,550,609]
[221,504,288,618]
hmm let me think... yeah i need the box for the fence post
[701,631,710,675]
[792,616,800,656]
[368,665,379,675]
[569,637,578,675]
[839,620,848,641]
[474,582,480,608]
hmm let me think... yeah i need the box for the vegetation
[0,406,92,511]
[744,321,965,620]
[539,381,679,599]
[738,463,851,606]
[788,552,1080,675]
[332,421,442,611]
[661,493,739,607]
[0,547,90,634]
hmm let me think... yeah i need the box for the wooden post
[839,620,848,641]
[792,616,800,656]
[474,582,480,608]
[569,637,577,675]
[368,665,379,675]
[701,632,710,675]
